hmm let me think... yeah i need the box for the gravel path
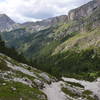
[42,81,66,100]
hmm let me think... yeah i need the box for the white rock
[34,79,44,88]
[6,61,37,78]
[11,87,16,91]
[13,78,32,87]
[40,73,51,82]
[2,83,6,85]
[20,98,23,100]
[62,77,100,99]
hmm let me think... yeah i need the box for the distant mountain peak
[0,13,6,17]
[0,14,16,32]
[0,13,15,23]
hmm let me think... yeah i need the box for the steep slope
[0,53,99,100]
[25,0,100,78]
[53,27,100,54]
[0,53,54,100]
[44,1,100,78]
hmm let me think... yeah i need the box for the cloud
[0,0,92,23]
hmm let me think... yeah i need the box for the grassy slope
[53,27,100,54]
[0,80,46,100]
[0,54,49,100]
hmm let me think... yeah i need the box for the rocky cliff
[68,0,100,21]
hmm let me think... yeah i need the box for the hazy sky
[0,0,92,23]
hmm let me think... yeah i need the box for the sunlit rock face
[68,0,100,21]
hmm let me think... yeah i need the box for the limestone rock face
[68,0,100,21]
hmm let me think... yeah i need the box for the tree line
[0,35,28,64]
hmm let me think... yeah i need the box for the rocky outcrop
[68,0,100,21]
[63,77,100,100]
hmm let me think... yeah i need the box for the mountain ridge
[0,0,99,32]
[0,14,68,32]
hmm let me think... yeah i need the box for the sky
[0,0,92,23]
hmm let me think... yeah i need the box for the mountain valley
[0,0,100,100]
